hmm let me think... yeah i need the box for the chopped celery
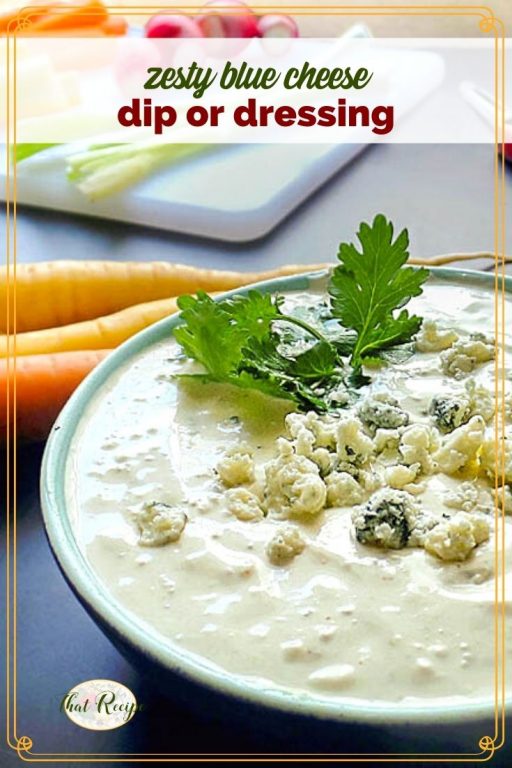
[65,142,209,200]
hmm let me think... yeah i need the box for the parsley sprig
[173,215,429,411]
[329,215,429,369]
[175,291,341,411]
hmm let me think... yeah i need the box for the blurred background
[1,0,511,34]
[2,2,511,763]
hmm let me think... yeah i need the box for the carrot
[100,16,127,35]
[0,349,110,442]
[16,17,128,36]
[22,1,108,32]
[0,295,198,357]
[0,261,329,333]
[0,4,50,33]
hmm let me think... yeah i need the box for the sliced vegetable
[196,0,259,38]
[66,141,209,200]
[144,14,203,39]
[0,261,328,333]
[257,15,299,39]
[0,349,110,442]
[14,144,59,163]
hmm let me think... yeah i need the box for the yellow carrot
[0,295,202,357]
[0,261,329,333]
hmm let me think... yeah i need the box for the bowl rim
[41,266,511,726]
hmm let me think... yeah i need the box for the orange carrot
[0,295,193,357]
[0,4,50,33]
[99,15,127,35]
[24,1,108,32]
[0,261,329,333]
[15,16,128,36]
[0,349,111,442]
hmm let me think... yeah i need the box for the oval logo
[61,679,139,730]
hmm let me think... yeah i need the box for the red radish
[257,14,299,39]
[145,14,204,39]
[500,144,512,163]
[197,0,259,38]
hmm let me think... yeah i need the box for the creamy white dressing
[66,278,512,706]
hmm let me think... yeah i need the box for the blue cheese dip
[66,277,511,706]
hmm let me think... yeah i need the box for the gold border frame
[3,4,507,762]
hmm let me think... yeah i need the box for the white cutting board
[0,45,444,242]
[1,143,366,242]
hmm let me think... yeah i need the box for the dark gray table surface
[2,144,512,766]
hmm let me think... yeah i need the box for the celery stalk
[66,142,209,200]
[14,144,60,162]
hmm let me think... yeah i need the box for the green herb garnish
[173,215,430,411]
[174,291,342,411]
[329,214,429,370]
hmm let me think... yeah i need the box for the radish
[257,14,299,39]
[197,0,259,38]
[145,14,204,39]
[500,144,512,163]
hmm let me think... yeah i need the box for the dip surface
[66,277,512,706]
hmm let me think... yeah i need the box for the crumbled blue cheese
[444,481,481,513]
[480,436,512,484]
[359,393,409,431]
[336,416,374,467]
[429,393,471,433]
[434,416,485,475]
[217,443,255,487]
[493,485,512,514]
[264,439,327,518]
[440,334,494,379]
[415,320,458,352]
[292,428,336,476]
[226,488,264,521]
[385,463,420,490]
[325,471,364,507]
[352,489,418,549]
[357,469,383,493]
[285,412,338,475]
[285,412,337,451]
[374,428,401,455]
[424,512,490,562]
[399,424,439,474]
[136,502,187,547]
[465,379,495,423]
[266,525,306,564]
